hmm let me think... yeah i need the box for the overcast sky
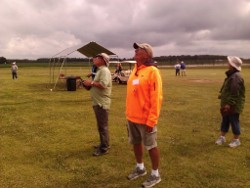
[0,0,250,59]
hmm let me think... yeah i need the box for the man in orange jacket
[126,43,163,188]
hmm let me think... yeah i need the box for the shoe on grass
[93,145,111,149]
[92,148,108,156]
[229,139,241,148]
[215,136,225,145]
[142,174,161,188]
[127,167,147,180]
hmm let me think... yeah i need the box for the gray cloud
[0,0,249,59]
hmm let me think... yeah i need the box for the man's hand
[220,104,234,116]
[83,80,92,87]
[223,104,231,111]
[146,125,153,133]
[87,73,92,78]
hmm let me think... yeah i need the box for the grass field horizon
[1,65,250,188]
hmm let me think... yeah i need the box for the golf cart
[110,60,136,84]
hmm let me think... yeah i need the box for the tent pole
[49,58,52,84]
[53,57,66,90]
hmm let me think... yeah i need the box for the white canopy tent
[49,41,117,90]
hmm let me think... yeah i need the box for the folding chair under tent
[49,41,117,90]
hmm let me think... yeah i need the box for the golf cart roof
[109,60,136,64]
[121,60,136,64]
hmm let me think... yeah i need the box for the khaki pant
[127,120,157,150]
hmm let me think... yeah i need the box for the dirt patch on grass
[188,79,214,83]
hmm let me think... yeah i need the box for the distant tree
[0,56,7,64]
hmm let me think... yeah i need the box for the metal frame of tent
[48,41,117,90]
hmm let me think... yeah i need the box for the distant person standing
[83,53,112,156]
[87,64,98,80]
[174,62,181,76]
[180,61,186,76]
[11,62,18,80]
[126,43,163,188]
[215,56,245,148]
[115,63,122,74]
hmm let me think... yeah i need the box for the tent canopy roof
[52,41,116,58]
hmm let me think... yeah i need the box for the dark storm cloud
[0,0,249,59]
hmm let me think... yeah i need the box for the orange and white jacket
[126,64,163,127]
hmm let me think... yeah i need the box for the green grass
[1,66,250,188]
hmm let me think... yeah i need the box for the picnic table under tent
[48,41,117,91]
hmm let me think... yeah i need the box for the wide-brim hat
[227,56,242,71]
[96,53,110,66]
[133,43,153,58]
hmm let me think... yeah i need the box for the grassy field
[0,65,250,188]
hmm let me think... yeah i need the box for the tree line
[1,55,249,65]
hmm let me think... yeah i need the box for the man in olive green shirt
[83,53,112,156]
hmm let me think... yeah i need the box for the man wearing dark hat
[215,56,245,148]
[126,43,163,187]
[83,53,112,156]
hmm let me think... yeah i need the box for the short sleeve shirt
[90,66,112,109]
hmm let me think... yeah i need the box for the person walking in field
[215,56,245,148]
[126,42,163,188]
[83,53,112,156]
[11,62,18,79]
